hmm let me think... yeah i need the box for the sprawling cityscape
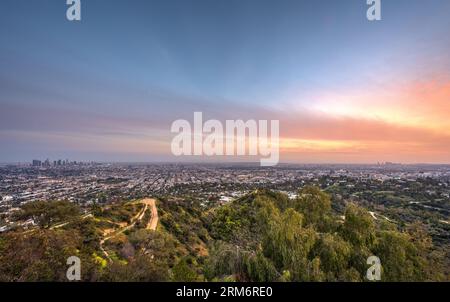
[1,160,449,245]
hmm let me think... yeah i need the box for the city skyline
[1,0,450,163]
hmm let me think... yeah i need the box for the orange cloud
[276,77,450,163]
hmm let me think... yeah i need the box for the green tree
[340,203,375,248]
[204,241,242,281]
[0,229,98,281]
[210,205,241,240]
[172,258,198,281]
[373,230,418,281]
[15,200,80,228]
[313,233,352,280]
[101,254,169,281]
[262,208,317,281]
[295,186,332,229]
[243,251,279,282]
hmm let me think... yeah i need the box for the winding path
[100,198,158,261]
[144,198,158,231]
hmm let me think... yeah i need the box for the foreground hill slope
[0,187,448,281]
[205,187,448,281]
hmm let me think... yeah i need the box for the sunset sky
[1,0,449,163]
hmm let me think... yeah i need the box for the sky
[0,0,449,163]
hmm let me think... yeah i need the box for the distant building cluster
[31,159,91,167]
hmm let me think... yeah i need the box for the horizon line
[3,160,450,166]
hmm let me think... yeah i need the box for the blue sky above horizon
[1,0,450,163]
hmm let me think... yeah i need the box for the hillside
[0,187,448,281]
